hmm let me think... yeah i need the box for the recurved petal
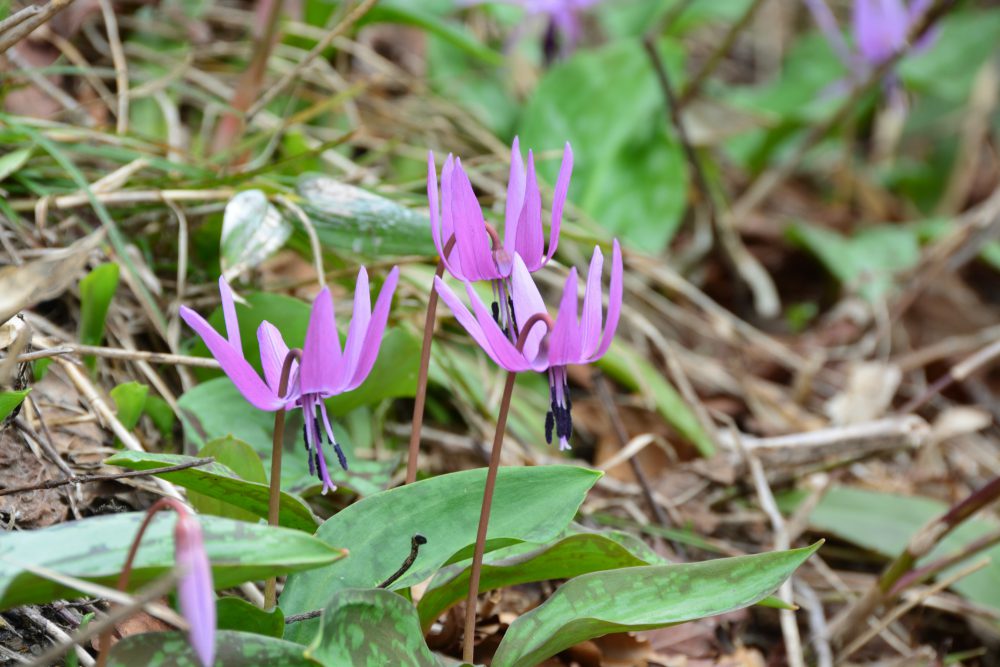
[301,287,342,395]
[257,321,296,399]
[346,267,400,390]
[590,239,623,361]
[452,159,500,281]
[579,245,604,359]
[503,136,526,252]
[510,253,547,362]
[337,266,372,390]
[465,282,533,372]
[544,142,573,265]
[548,267,581,366]
[180,306,284,411]
[218,277,243,354]
[514,151,544,270]
[438,155,465,279]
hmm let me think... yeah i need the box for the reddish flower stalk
[264,348,302,609]
[462,315,552,664]
[96,498,215,667]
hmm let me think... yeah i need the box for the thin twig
[0,0,75,54]
[0,457,214,497]
[0,5,42,36]
[593,372,685,556]
[676,0,769,107]
[246,0,378,118]
[30,573,180,667]
[97,0,129,135]
[899,338,1000,414]
[20,606,95,667]
[14,344,221,369]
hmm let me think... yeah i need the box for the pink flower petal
[510,253,547,363]
[174,513,216,667]
[544,142,573,265]
[257,321,297,401]
[218,277,243,355]
[301,288,342,395]
[503,137,526,253]
[180,306,284,411]
[337,266,372,391]
[591,239,623,360]
[579,245,604,359]
[515,150,544,270]
[547,267,581,366]
[346,267,400,390]
[465,282,534,372]
[452,159,500,281]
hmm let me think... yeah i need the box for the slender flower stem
[265,348,302,609]
[96,497,190,667]
[462,317,550,664]
[462,370,516,664]
[406,236,457,485]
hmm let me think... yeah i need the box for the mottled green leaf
[107,630,320,667]
[296,176,435,257]
[0,512,342,610]
[220,190,292,281]
[216,597,285,638]
[308,589,441,666]
[417,527,661,629]
[104,450,319,532]
[491,543,821,667]
[0,388,30,422]
[186,436,267,523]
[280,466,601,643]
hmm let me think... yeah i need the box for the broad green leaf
[417,528,660,629]
[782,486,1000,615]
[187,436,267,523]
[0,388,30,422]
[280,465,601,643]
[519,39,688,251]
[104,450,319,532]
[0,512,343,610]
[308,589,441,667]
[143,394,175,438]
[296,175,436,256]
[598,341,715,456]
[220,190,292,281]
[216,597,285,638]
[491,543,821,667]
[107,630,320,667]
[0,147,32,182]
[786,222,921,302]
[78,262,120,352]
[110,382,148,431]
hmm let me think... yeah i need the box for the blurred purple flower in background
[181,269,399,493]
[174,511,216,667]
[803,0,936,78]
[464,0,601,60]
[435,240,622,450]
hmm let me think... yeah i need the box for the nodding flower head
[174,511,216,667]
[180,268,399,493]
[434,240,622,450]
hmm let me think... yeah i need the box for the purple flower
[429,138,572,337]
[174,511,215,667]
[180,269,399,492]
[466,0,602,58]
[434,240,622,450]
[805,0,936,77]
